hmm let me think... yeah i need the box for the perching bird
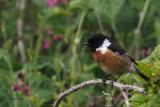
[82,34,150,86]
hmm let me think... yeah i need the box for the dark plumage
[86,34,109,52]
[108,44,126,55]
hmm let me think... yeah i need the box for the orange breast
[92,50,131,75]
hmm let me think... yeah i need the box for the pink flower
[44,29,53,35]
[46,0,66,7]
[19,82,25,92]
[17,72,25,82]
[23,86,30,96]
[41,38,49,50]
[52,35,63,42]
[54,0,66,4]
[11,82,31,97]
[11,83,20,91]
[46,0,56,7]
[23,86,31,97]
[54,0,59,4]
[60,0,66,4]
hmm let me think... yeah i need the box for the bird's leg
[102,74,112,87]
[109,74,123,88]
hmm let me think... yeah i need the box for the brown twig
[53,79,145,107]
[120,88,130,107]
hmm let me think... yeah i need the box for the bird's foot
[102,75,112,87]
[109,74,123,88]
[102,77,107,87]
[109,81,114,88]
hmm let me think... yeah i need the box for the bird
[82,34,150,87]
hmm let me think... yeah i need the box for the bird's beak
[82,42,90,46]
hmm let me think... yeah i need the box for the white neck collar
[96,39,111,54]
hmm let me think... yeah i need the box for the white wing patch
[96,39,111,54]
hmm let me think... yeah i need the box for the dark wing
[126,55,138,65]
[108,44,126,55]
[108,44,138,65]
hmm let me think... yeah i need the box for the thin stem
[1,23,14,81]
[6,50,15,82]
[19,93,23,107]
[111,23,124,48]
[136,0,151,31]
[34,67,39,95]
[134,0,151,59]
[28,36,33,88]
[95,8,104,34]
[6,47,17,107]
[34,33,43,62]
[13,92,17,107]
[72,12,86,73]
[28,50,32,87]
[75,12,86,39]
[31,25,43,107]
[2,13,17,107]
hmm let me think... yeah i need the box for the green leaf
[120,73,137,84]
[129,0,145,10]
[69,0,82,9]
[141,56,153,64]
[0,49,4,59]
[141,44,160,63]
[31,0,46,7]
[0,60,12,107]
[26,72,56,106]
[39,7,68,21]
[154,19,160,44]
[115,3,138,32]
[90,0,125,22]
[129,94,156,107]
[150,44,160,60]
[150,92,160,106]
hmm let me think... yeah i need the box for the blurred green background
[0,0,160,107]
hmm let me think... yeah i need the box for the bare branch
[53,79,145,107]
[120,88,130,107]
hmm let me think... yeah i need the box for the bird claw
[102,77,107,87]
[102,75,112,88]
[109,81,114,88]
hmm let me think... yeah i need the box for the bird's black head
[82,34,110,52]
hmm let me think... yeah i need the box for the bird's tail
[135,68,150,81]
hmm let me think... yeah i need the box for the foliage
[0,0,160,107]
[126,44,160,107]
